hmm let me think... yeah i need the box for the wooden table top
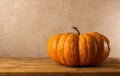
[0,57,119,76]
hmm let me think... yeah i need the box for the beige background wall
[0,0,120,58]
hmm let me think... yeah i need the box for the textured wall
[0,0,120,57]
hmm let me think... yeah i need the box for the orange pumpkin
[47,27,110,66]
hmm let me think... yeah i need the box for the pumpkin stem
[72,26,80,35]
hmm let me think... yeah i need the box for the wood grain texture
[0,57,119,76]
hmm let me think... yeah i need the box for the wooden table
[0,57,119,76]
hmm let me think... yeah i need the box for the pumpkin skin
[47,31,110,66]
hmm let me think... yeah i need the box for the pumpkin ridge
[91,32,105,64]
[79,34,84,65]
[76,35,80,66]
[88,32,99,64]
[63,34,72,66]
[77,35,80,66]
[55,34,62,63]
[81,34,88,65]
[84,34,89,65]
[102,35,110,55]
[101,35,110,62]
[97,33,105,63]
[88,33,98,64]
[72,34,79,66]
[63,33,72,65]
[57,33,71,65]
[87,33,98,65]
[64,33,79,66]
[47,34,61,63]
[101,36,108,62]
[84,34,93,65]
[79,34,87,66]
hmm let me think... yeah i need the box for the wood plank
[0,57,119,76]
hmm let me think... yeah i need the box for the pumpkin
[47,27,110,66]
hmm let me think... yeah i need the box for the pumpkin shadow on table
[56,57,120,68]
[96,57,120,67]
[76,57,120,68]
[52,57,120,69]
